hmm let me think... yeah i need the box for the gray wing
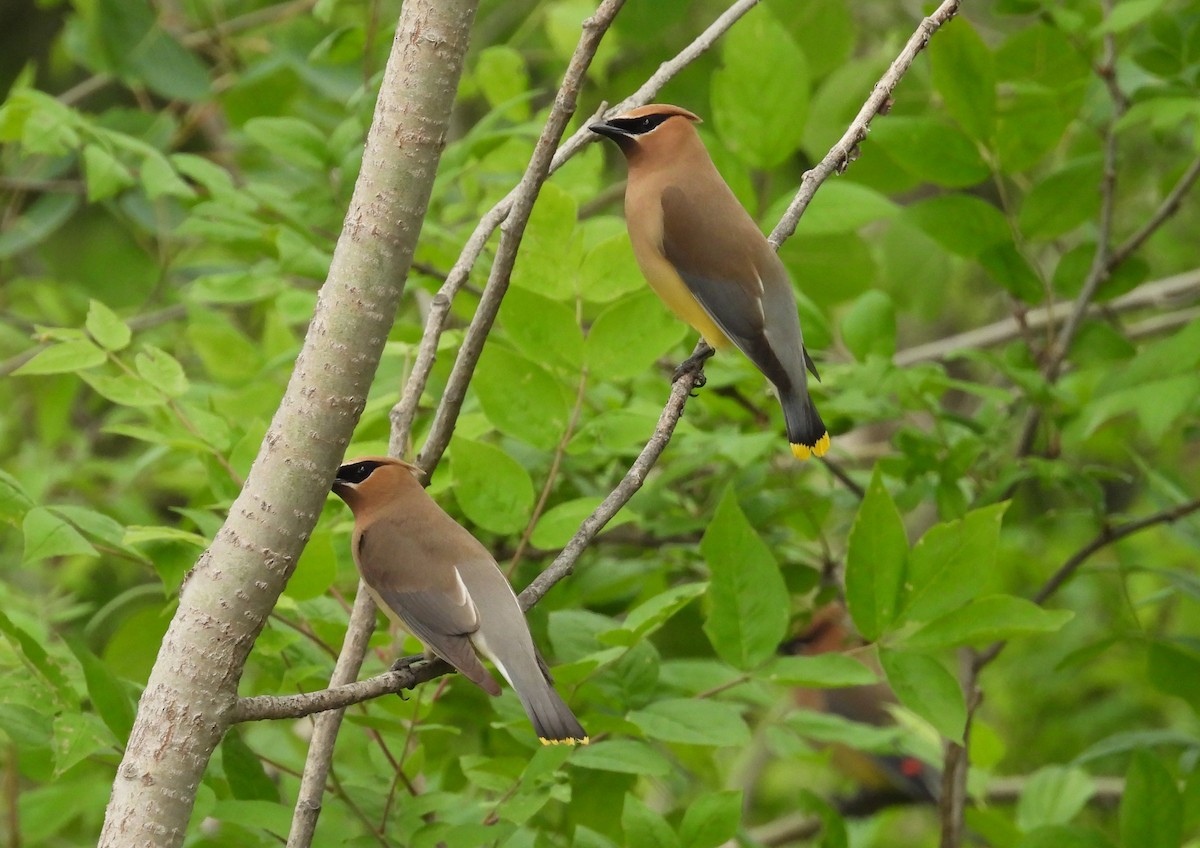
[660,186,817,387]
[358,528,501,695]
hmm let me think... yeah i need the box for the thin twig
[415,0,628,473]
[893,269,1200,366]
[519,349,707,610]
[1107,156,1200,269]
[387,0,762,452]
[286,585,378,846]
[973,496,1200,671]
[768,0,964,247]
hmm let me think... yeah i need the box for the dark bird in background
[331,456,587,745]
[590,103,830,460]
[784,604,939,812]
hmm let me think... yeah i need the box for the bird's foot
[672,344,715,388]
[389,654,429,698]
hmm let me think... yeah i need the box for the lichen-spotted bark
[98,1,480,844]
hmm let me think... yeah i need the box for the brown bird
[331,456,587,745]
[590,104,829,460]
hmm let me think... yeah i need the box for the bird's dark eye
[336,460,382,484]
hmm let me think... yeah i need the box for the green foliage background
[2,0,1200,845]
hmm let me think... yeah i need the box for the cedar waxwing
[589,104,830,460]
[784,605,938,809]
[331,456,587,745]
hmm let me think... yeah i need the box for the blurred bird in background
[783,604,940,814]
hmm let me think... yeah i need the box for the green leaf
[0,469,35,521]
[531,497,620,550]
[1075,729,1200,765]
[1120,750,1182,848]
[899,595,1073,650]
[794,181,897,237]
[700,486,790,669]
[679,789,742,848]
[449,439,535,535]
[900,502,1008,624]
[221,727,279,802]
[500,286,584,368]
[629,699,750,747]
[765,654,878,688]
[123,525,208,547]
[570,739,672,776]
[0,192,79,259]
[1018,825,1116,848]
[139,150,195,199]
[50,505,127,547]
[1097,0,1168,34]
[475,46,529,119]
[584,290,687,380]
[85,300,131,351]
[511,183,580,300]
[1019,156,1104,239]
[83,145,135,201]
[870,116,990,187]
[903,195,1010,258]
[64,636,136,743]
[840,290,896,361]
[622,793,680,848]
[53,712,111,777]
[474,345,571,450]
[930,18,996,141]
[243,117,328,170]
[879,649,966,742]
[1017,766,1097,830]
[768,0,855,79]
[135,346,189,397]
[579,231,645,303]
[845,466,907,641]
[1147,640,1200,709]
[23,507,98,562]
[13,340,108,376]
[980,243,1044,302]
[620,583,709,640]
[79,372,165,407]
[0,609,76,705]
[712,6,809,169]
[287,526,337,601]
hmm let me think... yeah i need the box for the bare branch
[415,0,627,473]
[519,349,707,610]
[287,586,378,847]
[769,0,964,247]
[973,496,1200,671]
[1109,156,1200,268]
[894,268,1200,366]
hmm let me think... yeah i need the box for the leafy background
[2,0,1200,846]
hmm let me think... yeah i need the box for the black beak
[589,122,627,142]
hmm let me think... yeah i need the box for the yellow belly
[630,239,731,350]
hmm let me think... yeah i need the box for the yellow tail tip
[539,736,590,746]
[791,432,830,461]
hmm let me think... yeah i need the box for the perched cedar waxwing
[590,104,830,460]
[331,456,587,745]
[784,605,938,810]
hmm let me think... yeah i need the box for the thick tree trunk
[98,1,479,844]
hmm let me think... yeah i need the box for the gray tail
[516,682,588,745]
[781,390,829,461]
